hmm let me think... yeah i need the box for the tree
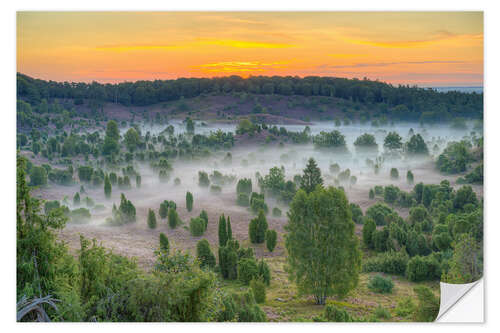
[300,157,323,194]
[226,216,232,240]
[104,175,112,199]
[190,217,206,236]
[413,286,439,322]
[362,218,376,248]
[29,166,47,186]
[218,214,228,247]
[123,127,140,152]
[147,209,157,229]
[285,187,362,304]
[407,170,414,185]
[249,210,268,244]
[186,117,195,133]
[168,208,180,229]
[73,192,80,206]
[406,134,429,155]
[186,191,193,212]
[103,120,120,155]
[159,233,169,253]
[196,239,216,269]
[390,168,399,179]
[265,230,277,252]
[443,233,482,283]
[159,201,169,219]
[384,132,403,150]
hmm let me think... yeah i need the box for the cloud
[195,61,289,73]
[96,39,294,52]
[317,60,466,69]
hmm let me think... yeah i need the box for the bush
[362,250,409,275]
[238,258,259,285]
[250,192,268,214]
[159,233,169,253]
[250,278,266,304]
[30,166,48,186]
[390,168,399,179]
[236,178,252,194]
[367,274,394,293]
[369,188,375,199]
[384,185,400,205]
[365,203,395,226]
[147,209,157,229]
[395,297,416,318]
[265,229,277,252]
[190,217,206,236]
[324,304,353,322]
[44,200,60,214]
[196,239,216,269]
[257,259,271,286]
[407,170,414,185]
[73,192,81,206]
[219,240,239,280]
[70,207,91,223]
[232,289,267,322]
[174,177,181,186]
[168,208,181,229]
[186,191,193,211]
[362,218,377,248]
[350,203,363,224]
[249,210,268,244]
[413,286,439,322]
[198,171,210,187]
[159,201,169,219]
[272,207,282,217]
[237,193,250,206]
[406,255,441,282]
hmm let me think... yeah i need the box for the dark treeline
[17,73,483,121]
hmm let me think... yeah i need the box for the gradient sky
[17,12,483,86]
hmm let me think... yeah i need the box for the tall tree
[300,158,323,194]
[226,216,232,240]
[218,214,227,247]
[285,187,361,304]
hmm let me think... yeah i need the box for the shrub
[168,208,181,229]
[236,178,252,194]
[196,239,216,269]
[73,192,81,206]
[198,171,210,187]
[369,188,375,199]
[257,259,271,286]
[174,177,181,186]
[413,286,439,322]
[350,203,363,224]
[159,233,169,253]
[238,258,259,285]
[367,274,394,293]
[395,297,416,318]
[406,255,441,282]
[407,170,414,185]
[250,192,268,214]
[265,229,277,252]
[250,278,266,304]
[383,185,400,205]
[249,210,268,244]
[365,203,395,226]
[237,193,250,206]
[190,217,206,236]
[186,191,193,211]
[232,289,267,322]
[147,209,157,229]
[362,218,376,248]
[390,168,399,179]
[44,200,60,214]
[362,250,409,275]
[324,304,353,322]
[70,207,91,223]
[272,207,282,217]
[159,201,169,219]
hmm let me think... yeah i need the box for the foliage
[147,209,157,229]
[186,191,193,212]
[168,207,181,229]
[405,134,429,155]
[159,233,169,254]
[238,258,259,285]
[190,217,207,237]
[437,141,473,173]
[196,239,216,269]
[250,278,266,304]
[413,286,439,322]
[265,229,277,252]
[406,255,441,282]
[362,250,409,275]
[367,274,394,294]
[300,158,323,193]
[249,210,268,244]
[365,203,395,226]
[285,187,361,304]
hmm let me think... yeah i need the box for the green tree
[123,127,140,152]
[73,192,80,206]
[196,239,216,269]
[218,214,228,247]
[443,233,482,283]
[159,201,169,219]
[29,166,47,186]
[413,286,439,322]
[265,229,277,252]
[103,120,120,155]
[168,208,180,229]
[147,209,157,229]
[407,170,414,185]
[226,216,232,240]
[285,187,362,304]
[384,131,403,150]
[249,210,268,244]
[104,175,112,199]
[186,191,193,212]
[300,157,324,193]
[159,233,169,253]
[406,134,429,155]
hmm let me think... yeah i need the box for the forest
[16,73,483,322]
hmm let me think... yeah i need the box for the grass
[218,255,440,322]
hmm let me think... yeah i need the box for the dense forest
[17,73,483,122]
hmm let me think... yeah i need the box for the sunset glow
[17,11,483,86]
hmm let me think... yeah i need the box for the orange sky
[17,12,483,86]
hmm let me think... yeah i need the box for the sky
[17,12,483,86]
